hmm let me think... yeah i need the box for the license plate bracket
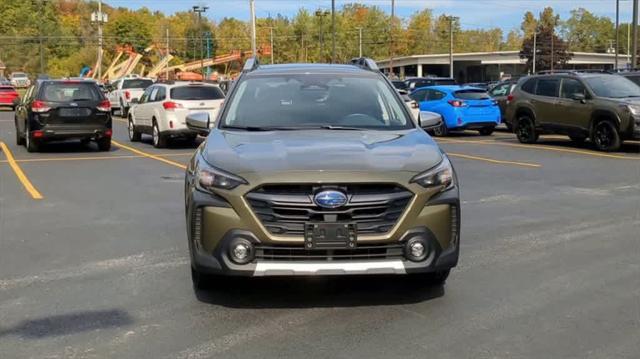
[304,223,357,249]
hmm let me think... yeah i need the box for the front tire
[592,120,621,152]
[25,125,40,153]
[433,122,449,137]
[128,118,142,142]
[515,115,538,144]
[16,124,25,146]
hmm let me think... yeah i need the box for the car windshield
[584,75,640,98]
[122,79,153,89]
[40,82,101,102]
[624,74,640,87]
[454,89,491,100]
[12,73,27,78]
[171,86,224,100]
[222,74,413,130]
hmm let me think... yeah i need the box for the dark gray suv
[505,71,640,151]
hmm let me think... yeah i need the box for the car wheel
[97,137,111,152]
[152,121,167,148]
[592,120,621,152]
[478,127,495,136]
[16,123,25,146]
[128,118,142,142]
[25,127,39,153]
[432,123,449,137]
[121,106,129,119]
[515,115,538,144]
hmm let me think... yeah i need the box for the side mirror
[419,111,443,129]
[571,93,586,102]
[130,98,139,104]
[186,112,211,135]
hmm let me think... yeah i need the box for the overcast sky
[105,0,634,32]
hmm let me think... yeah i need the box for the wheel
[415,269,450,286]
[515,115,538,144]
[128,118,142,142]
[592,120,621,152]
[25,125,39,153]
[97,137,111,151]
[478,127,495,136]
[152,121,167,148]
[432,122,449,137]
[569,135,586,144]
[16,123,25,146]
[120,100,128,118]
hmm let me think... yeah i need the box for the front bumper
[187,182,460,277]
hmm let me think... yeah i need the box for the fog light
[404,237,429,262]
[228,238,254,265]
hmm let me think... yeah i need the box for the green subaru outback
[505,71,640,151]
[183,58,460,290]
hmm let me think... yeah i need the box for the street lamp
[91,0,108,79]
[192,5,209,78]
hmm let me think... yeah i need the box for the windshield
[584,75,640,98]
[222,74,413,130]
[12,73,27,78]
[624,74,640,87]
[40,83,102,102]
[454,89,491,100]
[171,86,224,100]
[122,79,153,89]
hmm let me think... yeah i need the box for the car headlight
[410,155,455,191]
[195,158,247,192]
[628,104,640,117]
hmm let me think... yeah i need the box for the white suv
[127,82,225,148]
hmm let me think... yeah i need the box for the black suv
[505,71,640,151]
[14,80,112,152]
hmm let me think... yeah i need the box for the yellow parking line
[437,138,639,160]
[447,152,541,168]
[112,140,187,169]
[0,142,43,199]
[0,152,193,164]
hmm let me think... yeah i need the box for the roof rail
[350,57,379,71]
[536,69,612,75]
[242,56,260,73]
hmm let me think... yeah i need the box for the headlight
[628,104,640,117]
[195,158,247,191]
[410,155,454,191]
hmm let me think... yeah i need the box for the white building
[377,51,631,82]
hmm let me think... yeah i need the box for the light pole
[192,6,208,77]
[357,27,363,58]
[91,0,108,79]
[270,27,274,64]
[389,0,395,77]
[447,16,459,79]
[331,0,336,63]
[250,0,257,56]
[632,0,638,68]
[616,0,619,70]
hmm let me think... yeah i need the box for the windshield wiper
[222,125,303,131]
[318,125,364,130]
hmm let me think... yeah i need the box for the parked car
[106,76,153,118]
[128,81,224,148]
[392,80,409,94]
[0,76,11,86]
[463,82,490,90]
[184,58,460,289]
[14,80,112,152]
[405,77,457,91]
[619,70,640,87]
[505,71,640,152]
[10,72,31,88]
[410,85,501,136]
[488,79,518,130]
[0,85,19,110]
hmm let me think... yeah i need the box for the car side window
[560,79,586,99]
[521,79,537,94]
[427,90,446,101]
[155,86,166,101]
[490,84,509,97]
[410,90,427,102]
[536,78,560,97]
[148,87,159,102]
[139,87,153,103]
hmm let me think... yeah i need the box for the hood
[203,129,443,175]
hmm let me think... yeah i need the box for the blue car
[410,85,501,136]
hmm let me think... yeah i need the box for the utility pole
[447,16,459,79]
[532,31,537,74]
[250,0,257,56]
[331,0,336,63]
[39,0,46,75]
[389,0,395,77]
[616,0,619,70]
[165,27,170,80]
[633,0,639,68]
[270,27,274,64]
[315,10,330,62]
[551,31,554,71]
[358,27,363,57]
[192,6,208,77]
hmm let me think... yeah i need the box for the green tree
[562,8,614,52]
[105,11,152,52]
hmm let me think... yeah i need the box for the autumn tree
[520,8,572,72]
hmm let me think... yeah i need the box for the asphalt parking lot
[1,110,639,358]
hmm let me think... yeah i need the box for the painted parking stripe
[0,152,193,164]
[437,138,640,160]
[0,142,43,199]
[112,140,187,169]
[447,152,541,168]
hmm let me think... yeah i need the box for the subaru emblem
[314,190,347,209]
